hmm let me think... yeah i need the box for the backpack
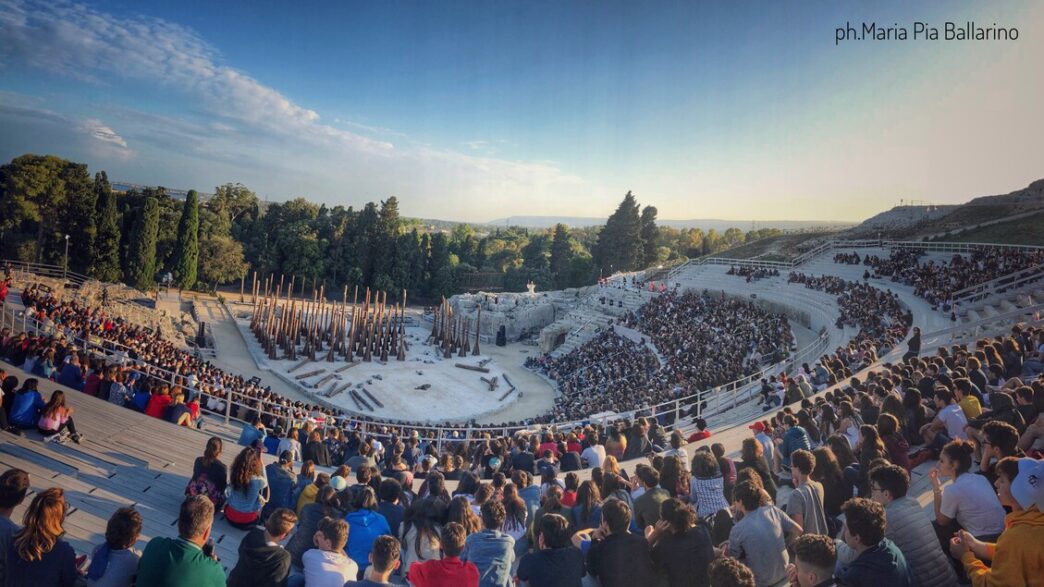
[185,472,223,507]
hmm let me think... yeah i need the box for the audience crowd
[857,247,1044,311]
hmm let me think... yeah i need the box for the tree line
[0,154,782,299]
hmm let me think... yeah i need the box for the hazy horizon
[2,0,1042,223]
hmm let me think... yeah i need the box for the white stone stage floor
[220,303,558,424]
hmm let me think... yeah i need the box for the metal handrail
[951,263,1044,308]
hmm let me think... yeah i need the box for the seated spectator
[346,534,400,586]
[408,522,479,587]
[4,487,77,587]
[376,478,405,540]
[0,468,30,585]
[786,534,837,587]
[296,472,330,515]
[56,355,84,390]
[462,500,516,587]
[726,480,801,586]
[143,384,172,419]
[584,498,656,587]
[633,465,670,530]
[950,457,1044,587]
[8,378,45,429]
[296,516,359,587]
[165,392,193,427]
[915,388,968,464]
[188,437,228,509]
[775,414,812,485]
[868,464,957,587]
[286,486,342,569]
[238,415,267,448]
[402,497,445,570]
[228,508,297,587]
[135,495,225,587]
[344,486,391,580]
[929,440,1006,542]
[688,418,712,443]
[788,449,828,536]
[516,513,583,587]
[37,389,83,444]
[530,485,572,544]
[707,556,756,587]
[836,497,913,587]
[86,506,143,587]
[645,498,715,587]
[736,437,777,502]
[690,450,730,520]
[262,451,298,523]
[975,421,1022,486]
[570,480,602,531]
[225,447,270,529]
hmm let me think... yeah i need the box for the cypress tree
[126,196,161,290]
[640,205,659,267]
[172,190,200,289]
[594,191,643,274]
[92,171,122,281]
[549,223,571,288]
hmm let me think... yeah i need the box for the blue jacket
[344,509,391,576]
[56,363,83,390]
[780,426,811,467]
[262,464,296,519]
[238,424,266,447]
[836,538,913,587]
[462,529,515,587]
[9,390,45,428]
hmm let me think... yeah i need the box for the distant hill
[845,178,1044,239]
[484,215,854,232]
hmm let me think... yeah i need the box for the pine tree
[639,205,659,267]
[92,171,122,281]
[172,190,200,289]
[125,196,161,290]
[59,162,96,274]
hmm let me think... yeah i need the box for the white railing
[951,263,1044,309]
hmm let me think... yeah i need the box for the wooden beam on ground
[455,363,490,373]
[294,369,324,380]
[287,359,311,373]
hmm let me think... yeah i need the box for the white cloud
[0,0,605,220]
[83,119,128,149]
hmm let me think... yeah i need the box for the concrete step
[999,299,1016,312]
[981,305,998,318]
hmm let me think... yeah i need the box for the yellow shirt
[959,395,983,420]
[962,507,1044,587]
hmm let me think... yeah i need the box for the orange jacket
[962,506,1044,587]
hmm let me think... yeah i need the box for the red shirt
[562,490,577,507]
[408,556,479,587]
[144,394,172,419]
[687,430,712,443]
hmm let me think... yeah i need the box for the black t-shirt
[512,451,535,474]
[517,547,584,587]
[650,525,715,587]
[585,532,655,587]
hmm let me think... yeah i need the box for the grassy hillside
[713,233,830,261]
[932,211,1044,246]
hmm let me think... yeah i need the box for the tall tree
[549,223,572,288]
[639,205,659,268]
[0,154,68,262]
[593,191,643,274]
[58,161,96,274]
[198,235,246,290]
[125,196,161,290]
[172,190,200,289]
[92,171,122,281]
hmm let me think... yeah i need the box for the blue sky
[1,0,1042,222]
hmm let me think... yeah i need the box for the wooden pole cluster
[249,281,408,364]
[429,297,481,358]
